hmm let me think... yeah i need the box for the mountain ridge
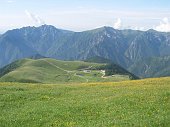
[0,25,170,78]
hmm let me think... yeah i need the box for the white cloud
[155,17,170,32]
[7,0,15,3]
[25,10,45,26]
[113,18,121,29]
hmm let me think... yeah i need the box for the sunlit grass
[0,77,169,127]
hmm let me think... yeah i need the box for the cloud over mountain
[155,17,170,32]
[114,18,122,29]
[25,10,45,26]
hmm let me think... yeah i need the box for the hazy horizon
[1,24,167,35]
[0,0,170,33]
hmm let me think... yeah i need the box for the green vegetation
[104,63,139,80]
[0,59,27,78]
[0,77,169,127]
[0,58,137,83]
[84,56,112,63]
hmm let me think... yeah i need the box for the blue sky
[0,0,170,33]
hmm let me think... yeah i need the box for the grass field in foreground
[0,77,170,127]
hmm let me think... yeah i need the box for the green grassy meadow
[0,77,169,127]
[0,58,132,83]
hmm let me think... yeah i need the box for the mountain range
[0,25,170,78]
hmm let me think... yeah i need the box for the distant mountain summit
[0,25,170,78]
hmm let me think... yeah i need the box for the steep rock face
[0,32,37,67]
[7,25,73,55]
[129,56,170,78]
[0,25,73,67]
[51,27,128,65]
[125,30,170,62]
[0,25,170,70]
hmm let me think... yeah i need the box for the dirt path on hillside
[41,59,89,82]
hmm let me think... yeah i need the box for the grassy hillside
[0,77,169,127]
[0,58,137,83]
[84,56,112,63]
